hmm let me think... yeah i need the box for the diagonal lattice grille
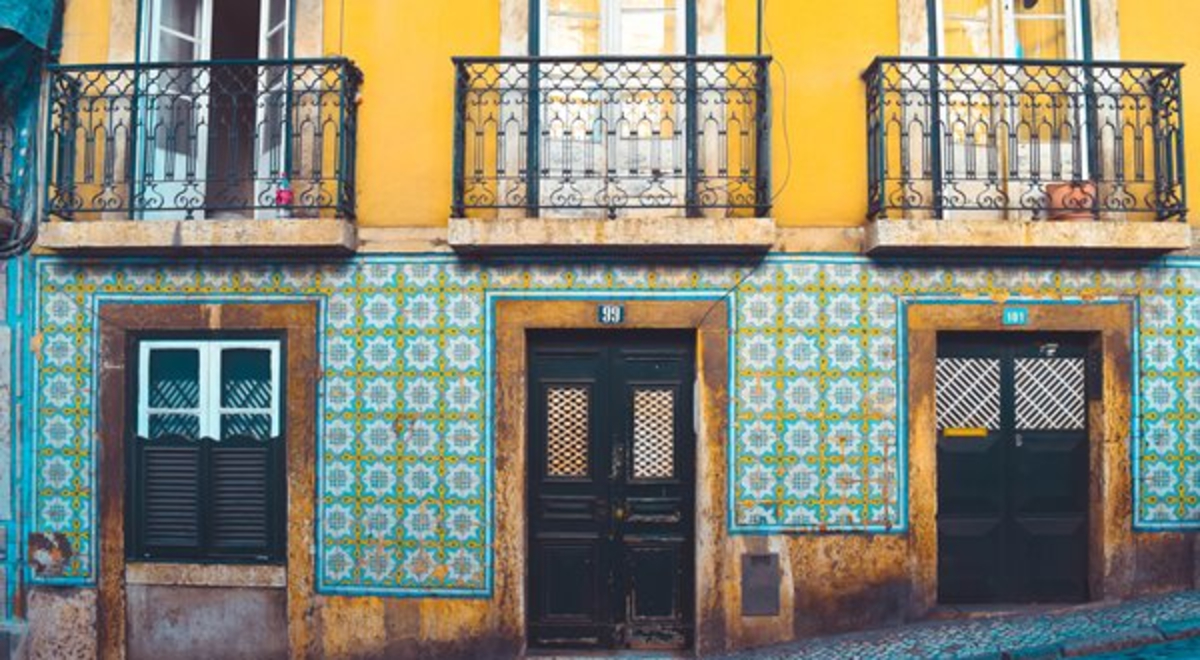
[633,389,675,479]
[936,358,1001,431]
[1015,358,1086,430]
[546,386,590,478]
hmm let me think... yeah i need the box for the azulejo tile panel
[25,255,1200,591]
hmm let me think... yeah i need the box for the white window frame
[137,339,282,439]
[541,0,687,56]
[935,0,1084,60]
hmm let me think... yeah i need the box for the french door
[936,0,1088,218]
[141,0,213,218]
[538,0,687,215]
[935,333,1090,604]
[140,0,291,219]
[527,330,695,650]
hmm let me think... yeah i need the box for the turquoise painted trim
[5,257,31,613]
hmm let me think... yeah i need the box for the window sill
[37,218,356,255]
[448,215,776,254]
[864,218,1192,256]
[125,562,286,589]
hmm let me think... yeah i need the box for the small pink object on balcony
[275,179,294,219]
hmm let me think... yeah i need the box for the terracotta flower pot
[1046,181,1097,221]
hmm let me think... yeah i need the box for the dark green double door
[527,330,695,650]
[937,333,1090,604]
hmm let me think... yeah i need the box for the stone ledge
[448,215,776,254]
[865,219,1192,256]
[36,218,357,255]
[125,562,286,589]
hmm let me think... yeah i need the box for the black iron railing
[452,56,772,218]
[46,58,362,221]
[864,57,1186,221]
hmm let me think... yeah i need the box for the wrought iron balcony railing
[46,58,362,221]
[863,57,1186,221]
[452,56,772,219]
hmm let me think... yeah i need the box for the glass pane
[221,413,273,440]
[546,0,601,55]
[619,0,678,56]
[632,388,675,479]
[149,348,201,409]
[149,413,201,439]
[157,31,198,63]
[1017,0,1066,16]
[942,0,996,57]
[221,348,273,408]
[546,386,589,477]
[1014,16,1068,59]
[267,27,287,59]
[159,0,201,37]
[268,0,288,27]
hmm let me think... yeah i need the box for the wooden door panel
[937,333,1090,604]
[938,519,1005,603]
[528,331,694,650]
[537,540,605,621]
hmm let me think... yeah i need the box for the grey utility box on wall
[741,553,781,617]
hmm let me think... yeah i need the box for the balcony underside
[865,218,1191,256]
[37,218,357,255]
[449,215,775,254]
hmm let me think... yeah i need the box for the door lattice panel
[546,386,590,477]
[936,358,1001,430]
[1015,358,1086,430]
[633,388,675,479]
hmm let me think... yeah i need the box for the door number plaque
[598,304,625,325]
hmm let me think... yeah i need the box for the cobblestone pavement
[716,591,1200,660]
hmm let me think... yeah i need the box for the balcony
[862,57,1190,255]
[40,58,362,254]
[448,56,775,253]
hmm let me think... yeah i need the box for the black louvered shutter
[208,441,277,558]
[135,442,204,558]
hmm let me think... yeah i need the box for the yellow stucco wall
[330,1,499,228]
[53,0,1198,228]
[1120,0,1200,228]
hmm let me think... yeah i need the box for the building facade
[3,0,1200,658]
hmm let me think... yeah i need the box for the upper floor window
[129,339,284,563]
[143,0,291,63]
[938,0,1084,59]
[542,0,687,56]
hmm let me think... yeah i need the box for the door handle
[1015,433,1024,448]
[614,505,626,522]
